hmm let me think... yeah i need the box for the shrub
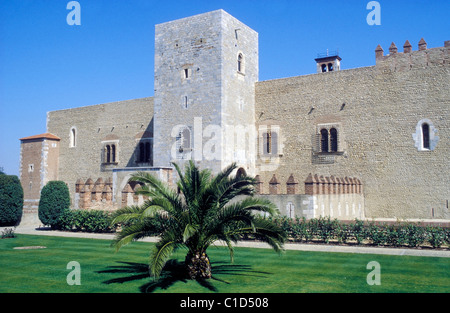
[316,217,339,244]
[350,219,366,245]
[405,223,426,248]
[260,216,449,249]
[427,226,446,249]
[1,227,16,239]
[56,209,113,233]
[386,224,408,247]
[38,181,70,228]
[335,223,351,244]
[0,174,23,226]
[77,210,112,233]
[291,217,308,242]
[366,222,387,246]
[56,209,75,231]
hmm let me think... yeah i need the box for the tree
[38,181,70,228]
[0,173,23,226]
[111,161,286,280]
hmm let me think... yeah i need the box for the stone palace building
[19,10,449,225]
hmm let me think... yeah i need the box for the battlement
[375,39,450,71]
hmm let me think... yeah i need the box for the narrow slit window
[139,142,145,162]
[330,128,338,152]
[111,144,116,163]
[266,132,272,154]
[422,123,430,150]
[320,129,329,152]
[184,68,189,79]
[238,53,244,73]
[145,142,151,162]
[70,128,76,147]
[106,145,111,163]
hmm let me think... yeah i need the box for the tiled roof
[20,133,61,141]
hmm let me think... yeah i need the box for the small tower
[19,133,60,225]
[315,50,341,73]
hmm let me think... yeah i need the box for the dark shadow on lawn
[98,260,272,293]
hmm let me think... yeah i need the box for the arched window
[111,144,116,163]
[422,123,430,150]
[106,145,111,163]
[320,129,329,152]
[330,128,338,152]
[181,128,191,150]
[321,64,327,73]
[328,63,333,72]
[236,168,247,178]
[413,119,438,151]
[104,143,117,164]
[176,126,192,159]
[237,53,244,73]
[265,132,271,154]
[70,127,76,147]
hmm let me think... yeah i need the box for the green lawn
[0,234,448,293]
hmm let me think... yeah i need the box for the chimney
[389,42,398,54]
[375,44,384,59]
[418,38,427,51]
[403,40,412,53]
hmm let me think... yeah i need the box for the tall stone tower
[153,10,258,175]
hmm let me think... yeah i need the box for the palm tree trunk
[185,251,212,280]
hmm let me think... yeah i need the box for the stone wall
[153,9,258,175]
[47,97,155,207]
[255,40,450,219]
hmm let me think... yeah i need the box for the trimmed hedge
[57,210,113,233]
[38,181,71,228]
[270,216,449,249]
[0,174,23,226]
[56,209,172,234]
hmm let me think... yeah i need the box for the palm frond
[183,223,199,243]
[110,205,145,225]
[111,219,156,251]
[149,231,179,279]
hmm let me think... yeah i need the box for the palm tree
[111,161,286,280]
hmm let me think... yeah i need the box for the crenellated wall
[254,173,365,220]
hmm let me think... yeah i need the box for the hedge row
[270,216,450,249]
[56,210,113,233]
[48,208,449,250]
[55,209,169,234]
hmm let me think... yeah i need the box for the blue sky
[0,0,449,176]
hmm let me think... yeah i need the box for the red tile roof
[20,133,61,141]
